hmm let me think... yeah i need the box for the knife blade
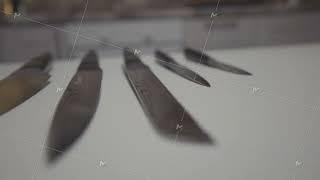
[184,47,252,75]
[47,50,102,162]
[0,53,52,116]
[123,49,213,144]
[155,50,211,87]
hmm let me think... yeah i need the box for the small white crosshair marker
[56,87,64,93]
[176,124,183,130]
[251,87,262,94]
[210,12,221,18]
[134,49,141,55]
[295,160,303,167]
[99,160,106,167]
[13,13,21,20]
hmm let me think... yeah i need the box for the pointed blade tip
[176,133,214,145]
[88,49,96,55]
[123,47,135,56]
[204,82,211,87]
[78,50,101,70]
[85,50,97,59]
[234,69,252,76]
[194,76,211,87]
[39,52,52,60]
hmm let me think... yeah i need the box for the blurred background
[0,0,320,61]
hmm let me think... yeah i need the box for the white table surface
[1,43,320,180]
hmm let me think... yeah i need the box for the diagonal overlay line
[175,0,222,142]
[30,1,90,179]
[0,10,124,54]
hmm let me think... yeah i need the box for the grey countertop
[0,43,320,180]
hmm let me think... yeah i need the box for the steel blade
[47,50,102,162]
[123,49,213,144]
[155,50,211,87]
[0,53,52,116]
[184,47,252,75]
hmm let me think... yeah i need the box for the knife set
[155,48,252,88]
[0,48,251,162]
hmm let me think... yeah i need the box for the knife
[0,53,52,116]
[123,48,213,144]
[47,50,102,162]
[155,50,211,87]
[184,47,252,75]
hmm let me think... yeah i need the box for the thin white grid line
[78,33,123,50]
[6,135,148,179]
[9,135,110,170]
[2,3,316,114]
[0,2,318,178]
[192,0,220,76]
[1,5,319,139]
[175,0,221,142]
[156,58,210,85]
[41,145,64,154]
[19,15,75,34]
[156,58,183,68]
[2,2,317,112]
[63,0,89,83]
[235,81,320,114]
[213,77,320,117]
[23,14,124,50]
[40,144,90,164]
[156,57,203,78]
[0,10,125,52]
[0,2,318,114]
[41,143,147,180]
[30,1,90,179]
[175,110,186,141]
[156,52,320,114]
[161,0,318,143]
[0,5,142,178]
